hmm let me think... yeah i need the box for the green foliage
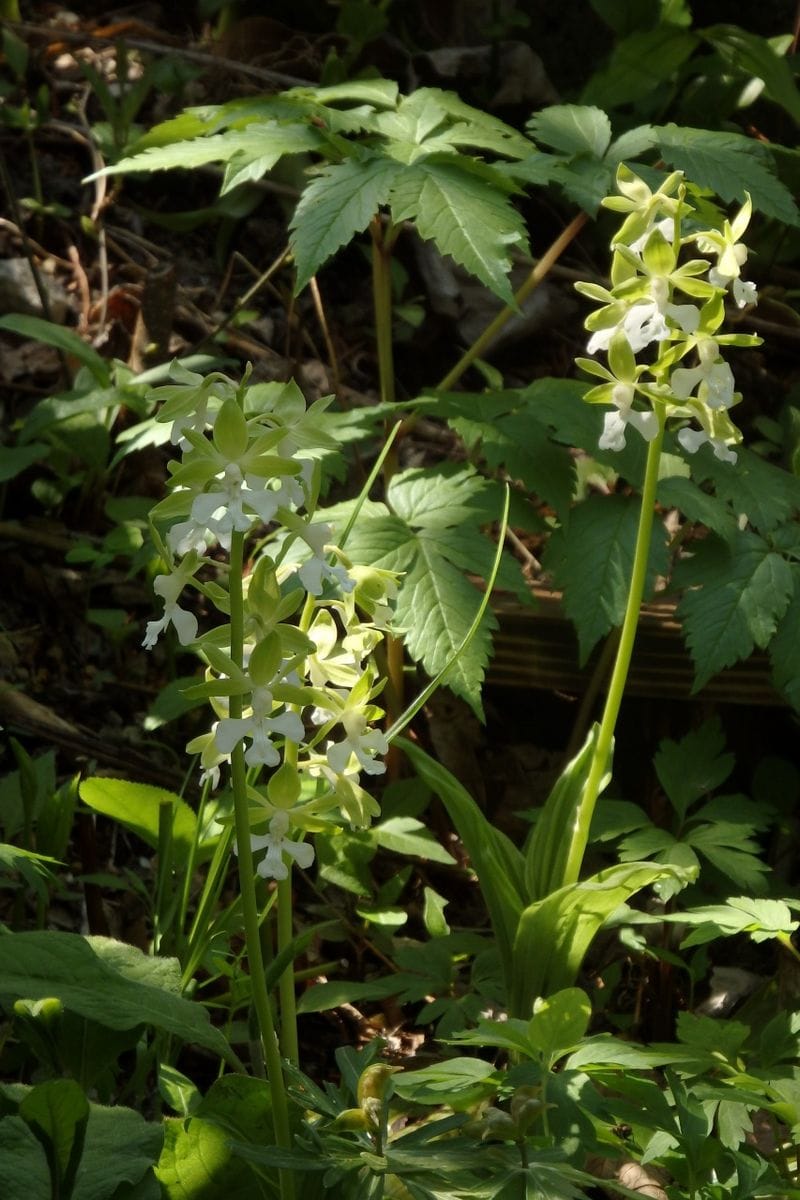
[79,777,214,866]
[156,1076,273,1199]
[97,82,531,304]
[0,931,235,1063]
[0,1082,162,1200]
[543,493,670,663]
[325,464,515,717]
[594,719,773,898]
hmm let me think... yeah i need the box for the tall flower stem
[228,530,294,1200]
[370,215,405,760]
[275,591,316,1065]
[561,404,666,888]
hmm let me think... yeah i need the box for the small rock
[0,257,70,322]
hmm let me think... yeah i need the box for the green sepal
[249,633,283,685]
[213,398,249,461]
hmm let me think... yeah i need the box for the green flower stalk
[568,166,761,882]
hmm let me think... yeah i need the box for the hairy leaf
[674,530,794,690]
[528,104,612,158]
[389,156,528,306]
[543,493,670,663]
[689,446,800,533]
[290,154,402,292]
[655,124,800,225]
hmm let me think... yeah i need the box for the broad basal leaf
[674,529,794,690]
[528,105,612,159]
[79,777,202,865]
[388,155,528,306]
[655,124,800,225]
[400,737,525,994]
[0,932,233,1062]
[511,862,689,1013]
[542,493,670,664]
[290,154,402,292]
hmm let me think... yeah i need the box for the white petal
[142,616,168,649]
[598,410,627,452]
[677,427,707,455]
[670,366,703,400]
[626,410,659,442]
[171,606,198,645]
[214,717,252,754]
[285,839,315,870]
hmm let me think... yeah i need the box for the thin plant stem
[437,211,589,392]
[370,216,398,409]
[561,404,667,888]
[228,531,295,1199]
[370,216,406,761]
[274,591,314,1066]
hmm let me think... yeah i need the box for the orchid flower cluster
[141,364,397,881]
[576,165,761,463]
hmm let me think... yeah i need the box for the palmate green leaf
[371,816,457,865]
[657,475,737,539]
[445,406,575,520]
[686,824,770,892]
[289,154,402,292]
[689,446,800,533]
[91,123,323,180]
[528,105,612,158]
[542,493,670,664]
[655,124,800,225]
[0,932,234,1064]
[674,530,794,690]
[582,26,699,108]
[671,896,797,949]
[337,464,508,714]
[388,155,528,306]
[653,718,734,820]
